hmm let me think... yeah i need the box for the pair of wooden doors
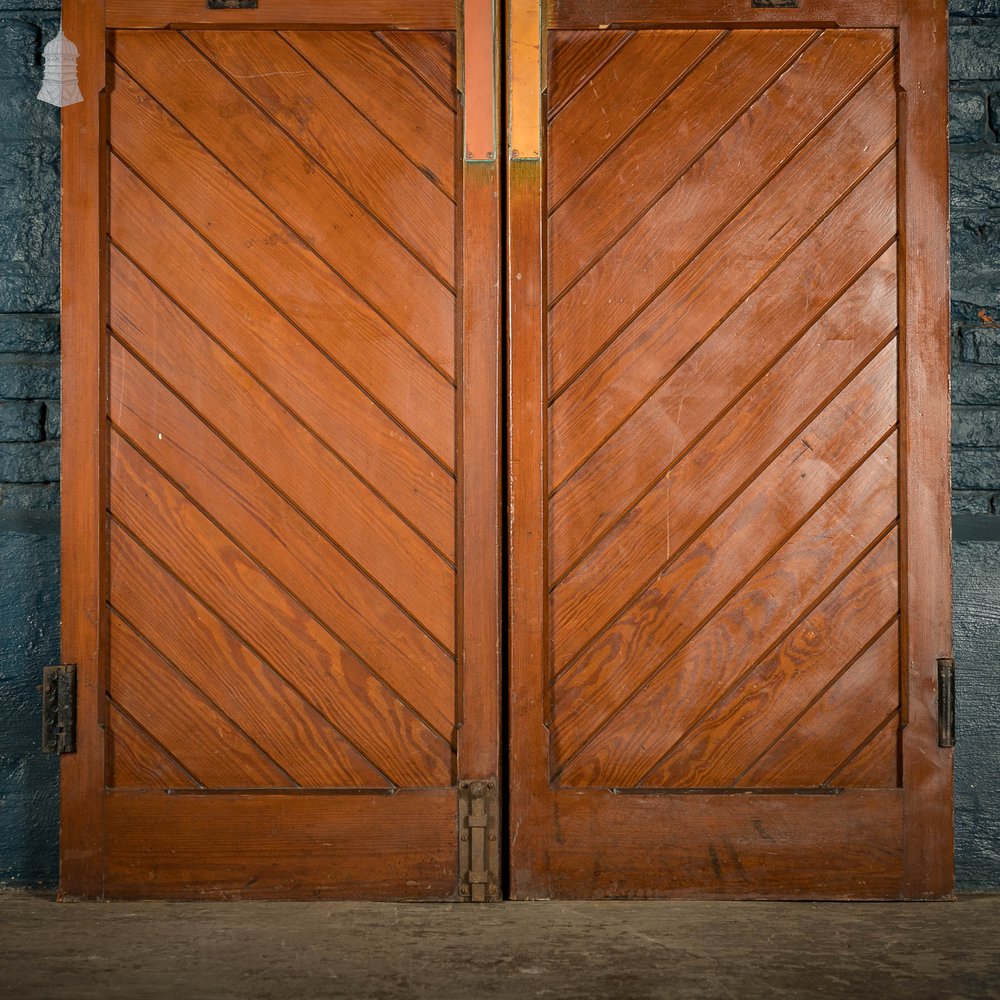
[59,0,952,900]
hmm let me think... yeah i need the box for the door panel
[60,1,501,899]
[508,0,952,899]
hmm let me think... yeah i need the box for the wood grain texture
[736,623,901,788]
[282,30,457,194]
[107,228,456,651]
[66,7,500,900]
[187,29,455,282]
[555,416,900,784]
[831,714,902,788]
[59,0,107,898]
[508,13,935,899]
[104,790,459,900]
[546,29,631,119]
[377,30,456,110]
[106,85,456,543]
[109,518,392,789]
[548,29,816,298]
[111,30,457,386]
[107,0,457,29]
[459,157,504,778]
[549,61,898,488]
[548,0,902,28]
[507,157,552,898]
[109,432,452,788]
[898,0,954,898]
[540,790,904,899]
[643,528,900,787]
[109,613,295,789]
[548,30,724,207]
[548,28,894,396]
[108,705,198,790]
[107,296,456,719]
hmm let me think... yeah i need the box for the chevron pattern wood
[546,28,903,791]
[105,30,459,791]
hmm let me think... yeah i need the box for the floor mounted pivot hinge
[458,778,500,902]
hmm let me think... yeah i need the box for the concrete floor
[1,891,999,1000]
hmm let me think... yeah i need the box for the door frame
[506,0,953,899]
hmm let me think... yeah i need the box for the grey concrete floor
[1,891,999,1000]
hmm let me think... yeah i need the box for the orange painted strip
[509,0,542,159]
[464,0,497,160]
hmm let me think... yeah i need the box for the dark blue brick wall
[0,4,998,891]
[0,2,61,886]
[950,2,1000,891]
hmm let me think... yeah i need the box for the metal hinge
[207,0,258,9]
[938,658,956,748]
[458,778,500,902]
[41,664,77,754]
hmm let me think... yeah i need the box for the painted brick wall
[0,5,998,890]
[949,0,1000,891]
[0,2,61,885]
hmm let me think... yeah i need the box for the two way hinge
[41,664,76,754]
[458,778,500,902]
[937,657,956,748]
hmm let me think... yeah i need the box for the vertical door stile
[898,0,953,899]
[458,0,504,900]
[506,0,550,899]
[60,0,109,900]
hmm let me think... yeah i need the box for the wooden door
[60,0,501,899]
[507,0,953,899]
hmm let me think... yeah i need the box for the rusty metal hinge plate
[938,658,956,748]
[458,778,500,902]
[41,664,76,754]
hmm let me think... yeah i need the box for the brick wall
[0,3,60,885]
[949,0,1000,891]
[950,1,1000,517]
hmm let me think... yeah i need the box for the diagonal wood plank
[375,30,456,110]
[547,29,632,120]
[112,30,456,381]
[110,613,295,789]
[110,333,455,736]
[559,513,899,790]
[109,443,453,788]
[550,215,897,582]
[549,28,895,396]
[549,66,898,488]
[187,30,455,285]
[551,286,898,675]
[548,28,819,296]
[108,67,456,467]
[554,418,899,781]
[548,29,724,208]
[644,529,900,787]
[109,235,456,650]
[282,30,456,196]
[111,525,393,789]
[108,703,198,789]
[736,623,900,787]
[827,713,901,788]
